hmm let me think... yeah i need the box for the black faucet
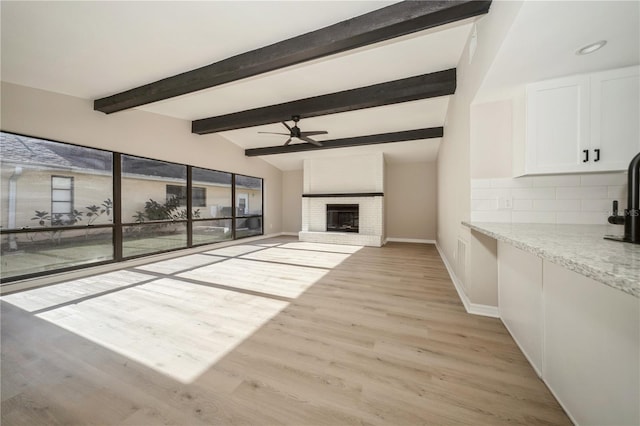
[607,151,640,244]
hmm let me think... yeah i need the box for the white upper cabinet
[590,66,640,171]
[524,66,639,175]
[526,75,590,174]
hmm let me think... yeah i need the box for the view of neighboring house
[0,132,263,280]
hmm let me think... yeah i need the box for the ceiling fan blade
[300,131,328,136]
[283,137,293,146]
[301,136,323,147]
[258,132,290,136]
[282,121,292,132]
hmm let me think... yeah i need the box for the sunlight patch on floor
[203,244,265,257]
[178,258,329,298]
[1,270,155,312]
[134,254,226,274]
[2,239,362,385]
[240,247,353,269]
[36,278,288,384]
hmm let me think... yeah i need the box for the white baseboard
[435,242,499,318]
[279,232,298,236]
[468,302,500,318]
[385,238,436,244]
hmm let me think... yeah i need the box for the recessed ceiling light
[576,40,607,55]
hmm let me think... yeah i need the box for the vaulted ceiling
[1,1,488,170]
[2,1,638,171]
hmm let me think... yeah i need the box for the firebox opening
[327,204,359,233]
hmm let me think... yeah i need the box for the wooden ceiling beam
[193,70,455,134]
[244,128,443,156]
[94,1,490,114]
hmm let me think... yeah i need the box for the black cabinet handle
[583,149,589,162]
[594,149,600,162]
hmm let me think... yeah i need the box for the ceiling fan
[258,115,327,146]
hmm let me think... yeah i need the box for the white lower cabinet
[497,241,543,376]
[498,244,639,425]
[543,261,639,426]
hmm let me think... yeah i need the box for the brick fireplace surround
[298,154,385,247]
[299,195,384,246]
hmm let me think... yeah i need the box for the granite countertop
[462,222,640,299]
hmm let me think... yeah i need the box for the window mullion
[187,166,193,247]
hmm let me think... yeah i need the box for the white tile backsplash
[511,187,556,200]
[490,177,533,188]
[471,188,510,200]
[471,199,499,211]
[532,175,581,187]
[471,172,627,225]
[580,199,613,212]
[580,173,627,186]
[556,186,609,200]
[608,185,627,200]
[513,199,533,211]
[532,199,580,212]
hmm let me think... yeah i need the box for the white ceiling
[476,0,640,103]
[4,1,636,171]
[0,1,474,171]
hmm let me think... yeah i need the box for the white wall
[0,82,283,233]
[303,154,384,194]
[437,1,524,305]
[385,161,437,241]
[470,100,513,179]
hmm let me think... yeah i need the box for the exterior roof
[1,132,77,169]
[0,132,261,189]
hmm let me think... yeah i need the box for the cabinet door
[590,66,640,171]
[526,75,590,174]
[497,241,543,376]
[543,261,639,426]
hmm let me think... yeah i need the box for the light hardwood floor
[1,237,570,425]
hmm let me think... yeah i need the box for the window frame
[0,131,264,283]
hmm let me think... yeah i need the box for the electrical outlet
[498,197,513,210]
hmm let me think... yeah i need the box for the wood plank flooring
[1,237,570,425]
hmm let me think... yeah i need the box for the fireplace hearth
[327,204,359,233]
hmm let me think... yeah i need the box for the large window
[121,155,188,258]
[235,174,263,238]
[0,132,114,280]
[0,131,264,283]
[166,185,206,207]
[191,167,233,245]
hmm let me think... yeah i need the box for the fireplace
[326,204,359,233]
